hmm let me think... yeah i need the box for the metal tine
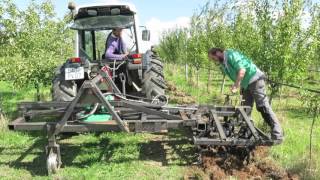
[238,107,260,140]
[210,110,227,140]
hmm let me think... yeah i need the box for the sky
[14,0,210,45]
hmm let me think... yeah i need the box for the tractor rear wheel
[142,55,166,101]
[52,73,77,102]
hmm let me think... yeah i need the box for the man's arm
[106,43,126,60]
[228,50,248,93]
[231,68,246,93]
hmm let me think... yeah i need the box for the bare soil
[166,82,196,104]
[198,147,299,180]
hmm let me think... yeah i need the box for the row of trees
[158,0,320,99]
[0,0,74,88]
[159,2,320,168]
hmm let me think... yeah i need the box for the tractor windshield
[72,6,140,61]
[71,15,135,31]
[79,27,138,61]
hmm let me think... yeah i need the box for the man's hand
[230,84,240,94]
[122,52,130,60]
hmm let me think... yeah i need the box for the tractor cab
[52,2,165,103]
[68,3,151,61]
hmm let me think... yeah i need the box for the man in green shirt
[208,48,283,141]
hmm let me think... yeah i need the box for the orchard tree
[0,0,74,88]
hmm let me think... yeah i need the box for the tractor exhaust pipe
[68,2,76,18]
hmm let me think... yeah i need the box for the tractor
[52,2,166,103]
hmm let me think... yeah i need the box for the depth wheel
[47,149,60,175]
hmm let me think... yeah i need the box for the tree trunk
[279,86,283,103]
[188,66,193,85]
[0,107,6,129]
[196,68,199,88]
[207,67,211,93]
[309,110,318,163]
[269,88,277,105]
[185,63,188,82]
[173,64,177,73]
[220,75,226,94]
[196,68,200,102]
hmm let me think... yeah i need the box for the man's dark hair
[208,48,224,55]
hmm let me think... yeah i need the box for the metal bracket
[53,78,129,135]
[138,66,143,80]
[119,73,126,95]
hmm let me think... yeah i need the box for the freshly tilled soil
[166,82,196,104]
[200,147,299,180]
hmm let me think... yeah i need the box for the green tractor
[52,2,166,103]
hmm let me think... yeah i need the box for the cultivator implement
[8,66,276,174]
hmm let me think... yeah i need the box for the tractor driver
[104,28,129,60]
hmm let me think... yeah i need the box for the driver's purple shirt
[105,34,127,60]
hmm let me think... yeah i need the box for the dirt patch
[166,82,196,104]
[198,147,299,180]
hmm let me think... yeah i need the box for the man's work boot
[271,129,284,145]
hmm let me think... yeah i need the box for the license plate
[65,67,84,80]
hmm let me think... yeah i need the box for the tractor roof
[75,2,137,14]
[70,2,137,31]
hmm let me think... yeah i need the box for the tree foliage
[0,0,73,88]
[158,0,320,97]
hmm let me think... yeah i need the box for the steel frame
[8,66,276,174]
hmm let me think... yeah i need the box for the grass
[269,98,320,179]
[0,64,320,179]
[0,130,196,179]
[0,81,198,179]
[164,63,233,104]
[0,82,51,118]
